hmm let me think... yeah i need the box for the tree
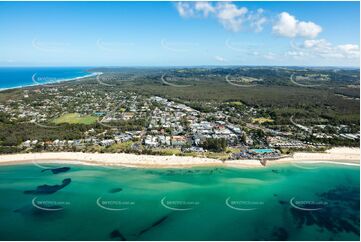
[201,138,227,152]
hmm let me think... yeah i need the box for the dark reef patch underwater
[284,186,360,236]
[24,178,72,195]
[0,163,359,240]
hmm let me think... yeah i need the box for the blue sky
[0,1,359,67]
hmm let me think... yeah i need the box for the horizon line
[0,65,359,69]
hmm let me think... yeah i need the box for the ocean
[0,163,359,240]
[0,67,95,90]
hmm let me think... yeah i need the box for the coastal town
[0,1,360,241]
[0,79,359,161]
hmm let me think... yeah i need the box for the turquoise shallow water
[0,163,359,241]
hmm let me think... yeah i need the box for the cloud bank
[175,1,358,65]
[176,2,267,32]
[273,12,322,38]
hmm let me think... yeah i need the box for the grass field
[252,117,274,124]
[227,101,244,106]
[52,113,98,125]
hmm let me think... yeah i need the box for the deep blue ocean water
[0,67,95,90]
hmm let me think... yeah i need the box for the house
[100,139,115,147]
[171,136,188,146]
[22,140,31,148]
[122,112,135,120]
[158,135,171,146]
[144,135,158,147]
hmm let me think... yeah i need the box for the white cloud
[175,2,267,33]
[337,44,360,58]
[285,50,308,60]
[303,39,330,49]
[214,55,227,62]
[175,2,215,18]
[194,2,215,17]
[289,39,359,60]
[297,21,322,39]
[286,51,306,57]
[273,12,322,38]
[249,9,267,32]
[215,2,248,32]
[175,2,196,18]
[264,52,277,60]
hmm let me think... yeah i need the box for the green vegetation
[105,141,135,153]
[52,113,98,125]
[252,117,274,124]
[0,66,359,155]
[201,138,227,152]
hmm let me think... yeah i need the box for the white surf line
[32,72,99,88]
[294,160,360,167]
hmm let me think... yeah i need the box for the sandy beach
[0,147,359,168]
[271,147,360,166]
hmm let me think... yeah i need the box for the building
[171,136,188,147]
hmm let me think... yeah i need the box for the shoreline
[0,71,101,93]
[0,147,359,169]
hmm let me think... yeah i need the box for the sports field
[252,117,274,124]
[52,113,98,125]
